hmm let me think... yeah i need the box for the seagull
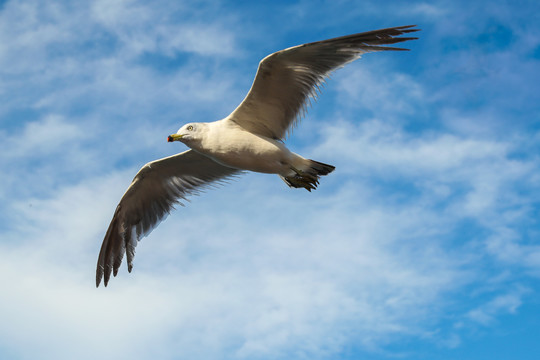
[96,25,420,287]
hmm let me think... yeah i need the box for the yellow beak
[167,134,183,142]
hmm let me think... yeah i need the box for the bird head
[167,123,201,143]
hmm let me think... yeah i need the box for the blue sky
[1,0,540,359]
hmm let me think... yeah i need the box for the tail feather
[280,159,335,191]
[308,160,335,176]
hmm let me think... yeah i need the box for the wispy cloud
[1,171,471,359]
[467,288,528,326]
[1,0,540,359]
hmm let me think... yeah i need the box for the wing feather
[227,25,419,139]
[96,150,239,287]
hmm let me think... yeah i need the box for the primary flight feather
[96,25,420,287]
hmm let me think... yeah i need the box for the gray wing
[227,25,419,139]
[96,150,239,287]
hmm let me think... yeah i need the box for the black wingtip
[96,265,103,287]
[395,25,421,33]
[400,24,420,30]
[327,25,421,53]
[104,270,111,287]
[96,276,108,288]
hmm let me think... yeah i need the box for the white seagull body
[96,25,419,287]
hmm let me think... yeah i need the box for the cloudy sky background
[1,0,540,359]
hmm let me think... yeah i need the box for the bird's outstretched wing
[96,150,239,287]
[227,25,419,139]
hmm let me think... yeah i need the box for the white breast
[199,120,294,174]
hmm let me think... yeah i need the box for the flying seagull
[96,25,420,287]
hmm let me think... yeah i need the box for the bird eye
[187,125,194,131]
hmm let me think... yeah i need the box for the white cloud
[335,66,424,116]
[91,0,238,58]
[485,228,540,274]
[0,170,471,359]
[407,3,447,18]
[2,0,540,359]
[0,0,241,120]
[467,288,527,326]
[2,114,82,159]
